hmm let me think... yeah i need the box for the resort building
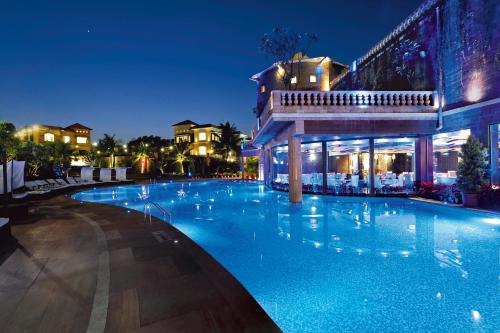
[248,0,499,202]
[172,120,222,156]
[16,123,92,154]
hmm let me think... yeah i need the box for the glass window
[198,145,207,156]
[63,136,71,143]
[433,129,470,185]
[198,132,207,141]
[291,76,297,84]
[271,146,289,190]
[490,124,500,185]
[326,139,370,194]
[44,133,55,142]
[76,136,88,144]
[374,137,415,192]
[309,74,317,83]
[301,142,323,193]
[261,85,266,93]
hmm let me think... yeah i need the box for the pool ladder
[143,199,172,224]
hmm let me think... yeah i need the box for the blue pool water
[73,181,500,332]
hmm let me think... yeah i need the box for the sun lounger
[66,177,79,185]
[115,167,133,182]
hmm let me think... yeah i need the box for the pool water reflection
[73,181,500,332]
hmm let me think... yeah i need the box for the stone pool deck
[0,194,280,332]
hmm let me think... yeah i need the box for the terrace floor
[0,194,280,333]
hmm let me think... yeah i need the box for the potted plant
[456,135,487,207]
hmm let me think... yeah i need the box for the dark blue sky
[0,0,422,141]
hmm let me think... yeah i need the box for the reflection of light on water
[400,250,410,257]
[481,218,500,225]
[314,242,321,248]
[471,310,481,322]
[380,251,389,257]
[436,292,442,300]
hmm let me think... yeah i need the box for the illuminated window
[198,132,207,141]
[76,136,88,144]
[261,85,266,93]
[291,76,297,84]
[44,133,55,142]
[199,146,207,156]
[309,74,317,83]
[63,136,71,143]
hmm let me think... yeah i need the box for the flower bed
[416,182,462,204]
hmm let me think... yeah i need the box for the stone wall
[335,0,500,111]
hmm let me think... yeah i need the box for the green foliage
[45,141,74,168]
[457,135,488,193]
[15,141,50,177]
[0,121,20,160]
[245,157,259,177]
[173,141,191,174]
[214,121,241,162]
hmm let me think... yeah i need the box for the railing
[274,90,435,107]
[138,193,172,224]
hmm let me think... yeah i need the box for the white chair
[99,168,115,182]
[350,175,359,193]
[374,175,384,193]
[80,167,96,183]
[115,167,132,182]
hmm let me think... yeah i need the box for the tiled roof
[172,120,198,126]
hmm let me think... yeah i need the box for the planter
[462,192,480,208]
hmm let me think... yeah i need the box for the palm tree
[134,142,152,174]
[214,121,241,162]
[174,142,190,174]
[98,133,120,168]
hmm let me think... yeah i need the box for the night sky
[0,0,422,142]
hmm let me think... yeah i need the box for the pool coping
[4,184,281,332]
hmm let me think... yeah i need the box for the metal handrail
[139,194,172,224]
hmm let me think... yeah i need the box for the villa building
[16,123,92,154]
[172,120,222,156]
[248,0,499,202]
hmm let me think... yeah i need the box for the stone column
[288,134,302,203]
[258,150,265,181]
[322,141,327,194]
[489,125,499,184]
[415,135,434,184]
[240,157,245,180]
[369,138,375,195]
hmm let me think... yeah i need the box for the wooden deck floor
[0,194,280,333]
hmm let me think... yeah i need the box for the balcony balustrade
[257,90,437,133]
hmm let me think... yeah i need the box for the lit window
[199,146,207,156]
[63,136,71,143]
[76,136,87,144]
[309,74,317,83]
[198,132,207,141]
[260,85,266,93]
[291,76,297,84]
[44,133,55,142]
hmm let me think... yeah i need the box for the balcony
[254,90,438,144]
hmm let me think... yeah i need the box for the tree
[457,135,488,193]
[0,122,19,216]
[214,122,241,162]
[133,142,152,174]
[46,141,73,177]
[261,28,318,90]
[98,133,121,168]
[173,141,191,175]
[15,141,50,177]
[245,157,259,179]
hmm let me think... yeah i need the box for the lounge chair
[115,167,133,182]
[80,167,96,184]
[99,168,118,183]
[66,176,79,185]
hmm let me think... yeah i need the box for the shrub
[457,135,488,193]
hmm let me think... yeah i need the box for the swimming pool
[73,181,500,332]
